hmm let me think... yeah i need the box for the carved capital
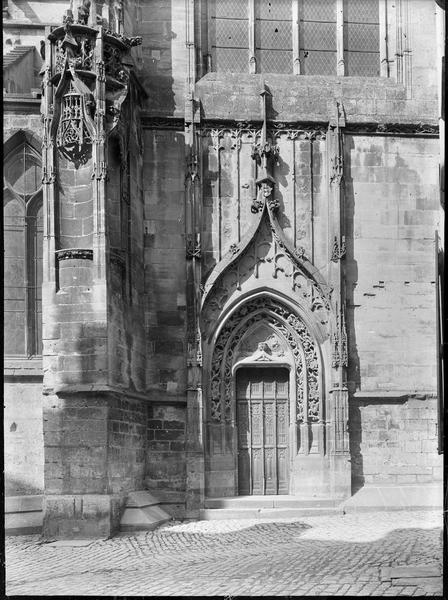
[330,156,343,186]
[42,165,56,184]
[186,153,200,183]
[332,304,348,368]
[91,161,108,181]
[186,234,201,259]
[293,246,306,260]
[331,235,346,262]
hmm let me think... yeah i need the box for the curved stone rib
[201,202,267,308]
[267,204,328,293]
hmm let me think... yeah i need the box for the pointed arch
[3,131,43,357]
[200,203,333,344]
[206,293,324,426]
[4,129,42,157]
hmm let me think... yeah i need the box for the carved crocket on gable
[200,86,333,344]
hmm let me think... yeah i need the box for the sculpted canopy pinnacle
[251,84,279,214]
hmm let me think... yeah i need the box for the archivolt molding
[201,202,331,340]
[208,296,321,426]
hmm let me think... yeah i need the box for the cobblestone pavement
[5,510,443,596]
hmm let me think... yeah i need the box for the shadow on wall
[201,84,284,278]
[342,134,432,494]
[5,475,43,497]
[136,2,176,116]
[343,135,363,493]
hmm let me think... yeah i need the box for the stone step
[200,506,343,520]
[5,495,43,535]
[120,490,172,532]
[204,495,338,509]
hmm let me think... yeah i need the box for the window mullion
[248,0,256,73]
[207,0,214,72]
[379,0,389,77]
[24,212,31,356]
[292,0,300,74]
[337,0,345,76]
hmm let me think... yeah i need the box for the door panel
[236,368,289,495]
[237,401,251,495]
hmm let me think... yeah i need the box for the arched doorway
[204,294,328,499]
[236,366,290,495]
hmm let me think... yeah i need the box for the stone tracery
[209,296,321,425]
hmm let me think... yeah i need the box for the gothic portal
[3,0,444,538]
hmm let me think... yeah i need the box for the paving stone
[5,510,442,596]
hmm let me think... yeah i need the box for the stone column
[326,102,351,499]
[184,1,205,516]
[40,7,144,538]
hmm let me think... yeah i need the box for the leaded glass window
[255,0,293,73]
[344,0,380,76]
[3,138,43,356]
[208,0,383,77]
[210,0,249,72]
[299,0,337,75]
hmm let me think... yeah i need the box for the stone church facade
[3,0,444,538]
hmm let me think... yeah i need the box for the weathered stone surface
[42,494,124,539]
[2,0,443,538]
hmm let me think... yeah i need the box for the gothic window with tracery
[208,0,382,77]
[3,136,43,356]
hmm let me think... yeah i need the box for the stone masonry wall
[350,397,442,488]
[145,404,186,496]
[133,0,187,117]
[345,135,440,392]
[43,393,145,495]
[107,397,147,494]
[4,382,44,495]
[142,127,188,499]
[107,105,146,393]
[143,128,187,401]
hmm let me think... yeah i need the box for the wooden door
[236,367,289,495]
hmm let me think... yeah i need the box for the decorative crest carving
[42,165,56,184]
[186,234,201,259]
[330,155,343,186]
[56,79,93,167]
[251,84,280,215]
[91,161,108,181]
[56,248,93,260]
[331,235,346,262]
[209,296,321,424]
[332,303,348,368]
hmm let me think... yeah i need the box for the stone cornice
[140,116,439,137]
[43,383,151,402]
[351,391,437,400]
[3,97,41,113]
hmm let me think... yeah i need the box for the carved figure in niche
[77,0,91,24]
[251,180,274,213]
[251,197,264,214]
[261,181,273,198]
[238,329,286,362]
